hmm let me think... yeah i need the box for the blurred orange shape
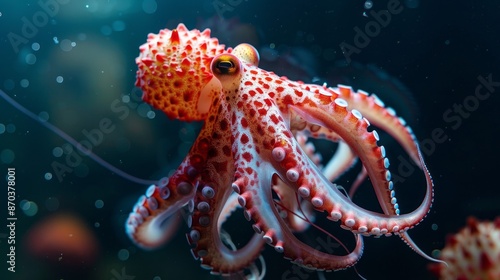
[26,213,99,266]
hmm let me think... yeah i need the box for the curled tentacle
[232,161,364,271]
[295,84,441,261]
[126,160,199,248]
[286,102,433,234]
[188,185,265,274]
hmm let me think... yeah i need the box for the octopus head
[135,24,227,121]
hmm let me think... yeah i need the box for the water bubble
[21,200,38,216]
[62,143,74,154]
[45,197,60,211]
[147,110,156,119]
[20,79,30,88]
[0,124,5,134]
[7,123,16,133]
[94,222,100,228]
[20,200,30,210]
[117,249,130,261]
[431,223,438,231]
[26,202,38,216]
[60,39,74,52]
[25,53,37,65]
[130,88,143,102]
[52,147,64,157]
[85,2,98,12]
[112,20,126,31]
[95,199,104,209]
[137,103,152,118]
[32,42,40,51]
[444,39,450,45]
[100,25,112,36]
[56,76,64,83]
[6,124,16,133]
[153,277,161,280]
[121,95,130,103]
[142,0,158,14]
[364,0,373,9]
[44,172,53,180]
[77,33,87,41]
[53,36,59,44]
[431,249,441,258]
[38,111,49,122]
[1,149,15,164]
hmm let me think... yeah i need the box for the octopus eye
[218,61,234,72]
[211,54,240,75]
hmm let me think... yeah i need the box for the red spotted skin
[127,24,438,275]
[429,217,500,280]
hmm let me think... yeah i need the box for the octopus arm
[233,162,364,271]
[175,132,266,275]
[271,174,315,232]
[330,84,421,167]
[125,159,198,249]
[285,103,433,235]
[187,181,265,274]
[293,118,358,184]
[299,85,443,263]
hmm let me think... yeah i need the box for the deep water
[1,1,499,280]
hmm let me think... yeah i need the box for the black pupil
[217,60,234,74]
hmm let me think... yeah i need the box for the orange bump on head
[232,43,260,67]
[135,23,227,121]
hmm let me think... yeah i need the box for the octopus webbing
[126,23,439,274]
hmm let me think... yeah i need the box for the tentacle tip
[429,257,449,267]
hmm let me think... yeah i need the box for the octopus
[126,23,440,275]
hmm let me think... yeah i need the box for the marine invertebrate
[127,24,439,275]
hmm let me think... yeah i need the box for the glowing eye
[211,54,240,75]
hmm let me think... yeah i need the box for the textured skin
[429,217,500,280]
[127,24,437,275]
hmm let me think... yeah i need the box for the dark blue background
[1,1,499,279]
